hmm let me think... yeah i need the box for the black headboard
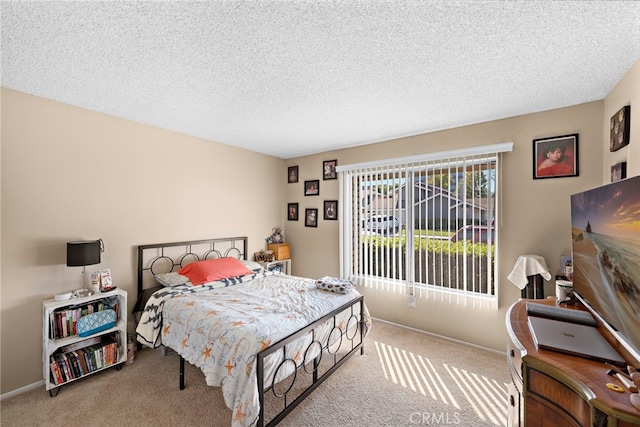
[136,236,248,296]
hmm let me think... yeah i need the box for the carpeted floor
[1,319,509,426]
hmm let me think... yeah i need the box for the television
[570,174,640,363]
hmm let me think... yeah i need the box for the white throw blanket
[507,255,551,289]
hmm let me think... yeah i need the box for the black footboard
[255,295,366,427]
[176,295,366,426]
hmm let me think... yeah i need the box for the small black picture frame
[305,208,318,227]
[287,203,298,220]
[323,159,337,180]
[533,133,579,179]
[611,162,627,182]
[304,179,320,196]
[287,166,299,183]
[324,200,338,220]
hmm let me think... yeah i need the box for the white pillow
[154,272,190,287]
[316,277,355,294]
[241,260,265,272]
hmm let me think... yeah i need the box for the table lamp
[67,239,103,296]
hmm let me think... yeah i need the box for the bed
[135,237,370,427]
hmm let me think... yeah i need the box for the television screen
[570,175,640,362]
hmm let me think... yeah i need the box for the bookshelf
[42,288,127,395]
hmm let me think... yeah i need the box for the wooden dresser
[506,297,640,426]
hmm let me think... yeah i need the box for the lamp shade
[67,240,102,267]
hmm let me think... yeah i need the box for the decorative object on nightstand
[267,243,290,261]
[260,259,292,275]
[67,239,103,297]
[254,250,274,262]
[90,269,115,294]
[43,288,127,396]
[266,227,285,244]
[262,228,291,272]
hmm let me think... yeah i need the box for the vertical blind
[337,143,513,307]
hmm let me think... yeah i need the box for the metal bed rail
[256,295,365,427]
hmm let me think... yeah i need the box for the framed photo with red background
[533,134,579,180]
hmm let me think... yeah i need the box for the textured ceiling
[2,1,639,159]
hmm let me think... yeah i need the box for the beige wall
[285,59,639,353]
[0,88,285,394]
[1,58,637,396]
[603,59,639,180]
[285,103,604,352]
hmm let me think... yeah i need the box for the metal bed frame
[137,237,366,427]
[137,236,248,294]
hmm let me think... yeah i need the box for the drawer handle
[510,395,515,406]
[510,349,515,358]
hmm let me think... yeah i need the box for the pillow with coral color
[178,257,253,285]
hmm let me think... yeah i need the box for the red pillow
[178,258,253,285]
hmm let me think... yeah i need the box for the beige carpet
[1,320,509,426]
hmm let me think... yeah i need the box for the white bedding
[136,270,369,427]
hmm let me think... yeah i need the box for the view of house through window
[339,144,511,303]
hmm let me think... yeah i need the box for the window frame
[337,143,513,307]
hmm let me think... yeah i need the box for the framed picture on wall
[611,162,627,182]
[287,203,298,220]
[305,208,318,227]
[610,105,630,152]
[323,160,337,180]
[324,200,338,220]
[288,166,299,183]
[532,134,579,179]
[304,180,319,196]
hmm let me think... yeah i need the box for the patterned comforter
[136,270,369,427]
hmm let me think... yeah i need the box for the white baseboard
[371,316,506,357]
[1,380,43,401]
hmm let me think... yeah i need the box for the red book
[50,360,62,385]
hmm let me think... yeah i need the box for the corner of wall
[603,59,640,181]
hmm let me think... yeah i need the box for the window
[337,143,512,306]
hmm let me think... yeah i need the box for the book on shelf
[50,361,63,385]
[69,352,82,377]
[53,353,70,382]
[49,297,120,340]
[50,331,121,384]
[73,350,88,376]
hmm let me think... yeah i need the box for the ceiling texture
[2,1,639,159]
